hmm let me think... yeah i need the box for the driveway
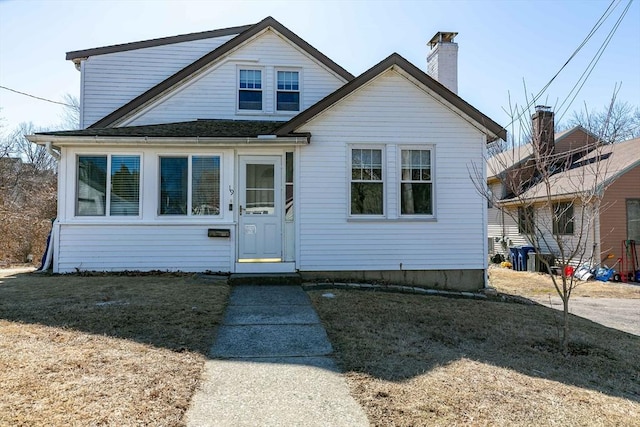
[532,296,640,336]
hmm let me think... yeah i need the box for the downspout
[46,142,61,160]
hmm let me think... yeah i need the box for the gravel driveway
[533,296,640,336]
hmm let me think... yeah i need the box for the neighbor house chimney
[427,31,458,94]
[532,106,555,159]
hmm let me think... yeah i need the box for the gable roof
[274,53,507,143]
[487,125,599,180]
[65,24,253,61]
[88,16,354,129]
[502,137,640,203]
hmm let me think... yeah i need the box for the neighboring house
[29,17,505,290]
[487,108,640,268]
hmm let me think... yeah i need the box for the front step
[228,273,302,286]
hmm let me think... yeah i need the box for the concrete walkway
[186,285,369,427]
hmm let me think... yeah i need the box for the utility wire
[501,0,622,135]
[556,0,634,123]
[0,85,75,107]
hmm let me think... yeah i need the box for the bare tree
[59,93,80,130]
[473,98,617,355]
[9,122,57,171]
[567,99,640,144]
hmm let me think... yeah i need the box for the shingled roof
[38,120,287,138]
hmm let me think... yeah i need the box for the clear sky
[1,0,638,141]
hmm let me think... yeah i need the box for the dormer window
[239,69,262,110]
[276,70,299,111]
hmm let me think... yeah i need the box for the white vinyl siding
[56,224,233,273]
[80,35,237,128]
[127,30,346,125]
[294,69,487,271]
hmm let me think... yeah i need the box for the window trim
[347,145,386,218]
[157,154,223,218]
[397,145,435,219]
[237,67,264,112]
[275,68,302,113]
[75,153,143,218]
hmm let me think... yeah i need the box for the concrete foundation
[300,269,485,292]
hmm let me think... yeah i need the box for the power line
[502,0,623,136]
[0,85,75,108]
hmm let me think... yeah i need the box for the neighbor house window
[276,70,300,111]
[159,156,221,216]
[553,202,574,235]
[628,199,640,241]
[76,155,140,216]
[350,148,383,215]
[518,205,535,234]
[238,69,262,110]
[400,149,433,215]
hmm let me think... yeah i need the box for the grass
[489,266,640,299]
[309,288,640,426]
[0,270,229,426]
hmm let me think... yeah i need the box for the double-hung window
[76,155,140,217]
[159,156,221,216]
[400,149,433,215]
[350,148,384,215]
[276,70,300,111]
[553,202,574,235]
[238,69,262,110]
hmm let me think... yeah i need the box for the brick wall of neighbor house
[599,165,640,258]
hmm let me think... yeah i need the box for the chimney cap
[428,32,458,48]
[535,105,552,113]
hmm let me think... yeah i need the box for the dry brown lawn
[310,289,640,427]
[0,270,229,426]
[489,266,640,299]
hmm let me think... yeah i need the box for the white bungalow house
[29,17,506,290]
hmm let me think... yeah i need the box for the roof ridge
[275,52,506,142]
[89,16,354,128]
[66,24,254,60]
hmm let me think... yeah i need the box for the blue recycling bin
[519,246,535,272]
[509,247,519,270]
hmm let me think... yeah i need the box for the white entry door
[238,156,283,262]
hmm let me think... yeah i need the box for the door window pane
[245,163,275,214]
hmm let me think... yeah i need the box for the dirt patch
[0,271,229,426]
[310,289,640,426]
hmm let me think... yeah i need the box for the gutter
[27,134,310,147]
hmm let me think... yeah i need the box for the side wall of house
[600,165,640,260]
[80,35,238,128]
[295,69,487,290]
[126,30,346,126]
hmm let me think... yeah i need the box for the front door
[238,156,283,262]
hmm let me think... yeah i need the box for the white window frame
[398,145,435,219]
[237,67,264,112]
[275,68,302,113]
[75,153,143,218]
[347,145,386,219]
[157,154,223,217]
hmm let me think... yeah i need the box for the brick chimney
[531,106,555,158]
[427,31,458,94]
